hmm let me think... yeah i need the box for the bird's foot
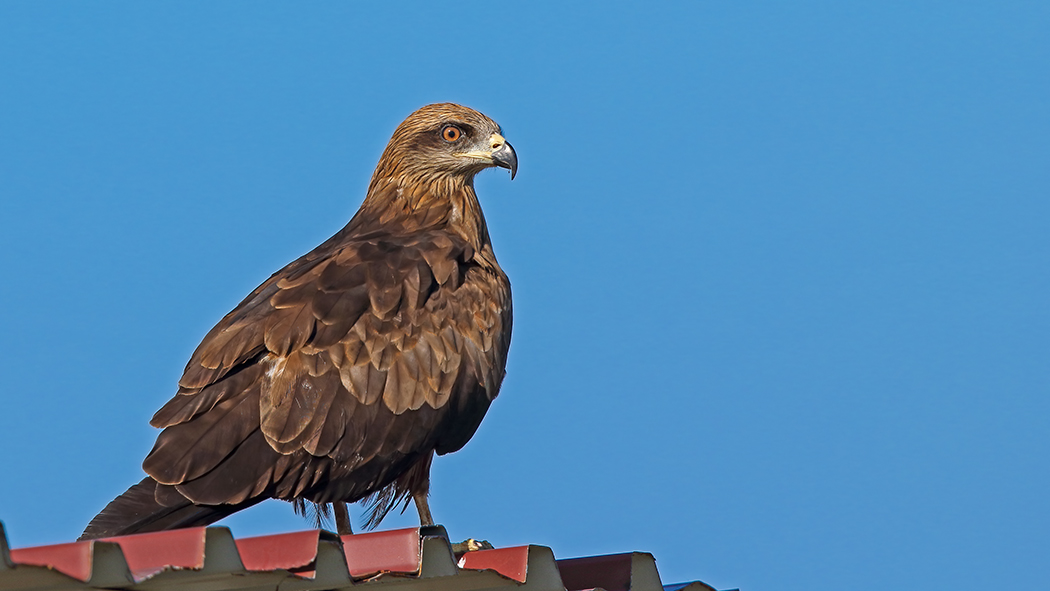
[451,538,494,554]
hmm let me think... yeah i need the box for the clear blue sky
[1,3,1047,590]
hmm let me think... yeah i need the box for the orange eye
[441,126,462,142]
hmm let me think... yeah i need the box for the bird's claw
[451,538,494,554]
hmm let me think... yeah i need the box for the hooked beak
[456,133,518,180]
[490,136,517,180]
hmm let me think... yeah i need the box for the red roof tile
[236,529,326,574]
[10,540,98,582]
[340,527,421,578]
[0,520,722,591]
[459,545,530,583]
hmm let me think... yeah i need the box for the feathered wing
[81,102,517,541]
[79,477,263,540]
[81,223,510,540]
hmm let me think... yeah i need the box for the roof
[0,521,728,591]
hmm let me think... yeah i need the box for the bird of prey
[80,103,517,540]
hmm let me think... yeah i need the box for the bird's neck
[356,175,492,251]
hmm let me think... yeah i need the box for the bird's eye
[441,126,462,142]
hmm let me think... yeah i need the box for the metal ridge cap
[0,522,722,591]
[340,527,422,580]
[236,529,325,573]
[234,529,353,591]
[459,545,565,591]
[458,545,531,583]
[0,521,10,570]
[556,552,663,591]
[5,536,135,588]
[100,526,245,581]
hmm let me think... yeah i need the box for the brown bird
[80,103,516,540]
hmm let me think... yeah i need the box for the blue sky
[1,3,1047,590]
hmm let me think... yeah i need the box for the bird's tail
[79,477,260,541]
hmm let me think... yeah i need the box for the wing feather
[151,364,265,428]
[263,304,316,356]
[144,385,260,484]
[143,226,509,517]
[303,389,353,457]
[173,429,281,505]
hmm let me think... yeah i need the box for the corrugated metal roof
[0,521,726,591]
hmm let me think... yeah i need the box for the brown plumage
[80,103,516,540]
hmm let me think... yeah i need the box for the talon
[452,538,494,553]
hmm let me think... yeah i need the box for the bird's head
[371,103,517,190]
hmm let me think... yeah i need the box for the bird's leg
[410,487,490,552]
[408,452,436,526]
[333,502,353,535]
[413,490,434,526]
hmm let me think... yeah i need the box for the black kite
[80,103,516,539]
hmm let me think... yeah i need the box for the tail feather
[79,477,260,541]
